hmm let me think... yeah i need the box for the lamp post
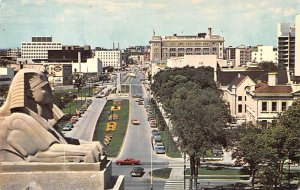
[151,137,153,190]
[68,91,72,114]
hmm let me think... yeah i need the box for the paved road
[113,68,170,190]
[64,97,106,141]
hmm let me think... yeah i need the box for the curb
[115,97,131,159]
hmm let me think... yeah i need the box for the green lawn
[150,168,172,179]
[93,100,129,157]
[62,99,86,114]
[150,102,182,158]
[185,167,242,177]
[121,85,130,93]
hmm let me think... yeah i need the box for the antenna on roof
[152,28,155,36]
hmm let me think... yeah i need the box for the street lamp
[68,92,72,114]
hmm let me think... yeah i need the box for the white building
[166,55,222,81]
[21,37,62,60]
[6,48,21,59]
[251,46,278,63]
[94,49,122,69]
[295,14,300,77]
[72,58,103,79]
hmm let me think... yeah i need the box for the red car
[116,158,140,165]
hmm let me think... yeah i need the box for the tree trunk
[251,169,256,189]
[194,157,200,190]
[190,155,194,190]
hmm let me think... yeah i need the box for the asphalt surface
[64,97,106,141]
[64,68,170,190]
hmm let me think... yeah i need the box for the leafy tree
[151,66,229,189]
[232,126,272,188]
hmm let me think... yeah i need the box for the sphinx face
[32,82,53,105]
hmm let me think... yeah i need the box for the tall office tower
[21,37,62,60]
[277,23,295,72]
[295,14,300,77]
[149,28,224,63]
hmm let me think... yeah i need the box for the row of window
[22,43,62,46]
[237,101,287,113]
[22,46,61,49]
[261,102,287,112]
[164,47,215,52]
[22,53,47,55]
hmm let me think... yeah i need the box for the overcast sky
[0,0,299,49]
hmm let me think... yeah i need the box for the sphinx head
[0,68,53,116]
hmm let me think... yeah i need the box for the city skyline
[0,0,299,49]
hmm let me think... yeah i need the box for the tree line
[151,66,230,189]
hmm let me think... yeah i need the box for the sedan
[130,167,144,177]
[116,158,140,165]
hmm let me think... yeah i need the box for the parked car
[138,101,144,105]
[154,146,165,154]
[151,129,160,136]
[131,119,140,125]
[130,167,144,177]
[153,133,162,141]
[116,158,140,165]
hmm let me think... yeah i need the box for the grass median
[93,100,129,157]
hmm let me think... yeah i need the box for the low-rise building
[235,45,257,67]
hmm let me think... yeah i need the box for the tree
[151,66,229,189]
[232,126,272,188]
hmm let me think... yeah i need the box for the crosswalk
[164,179,190,190]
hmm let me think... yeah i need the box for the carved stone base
[0,160,124,190]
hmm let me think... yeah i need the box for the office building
[149,28,224,63]
[21,36,62,60]
[277,23,295,72]
[235,45,257,67]
[251,45,278,64]
[94,48,122,69]
[48,45,92,62]
[295,14,300,78]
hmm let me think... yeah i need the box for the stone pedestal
[0,160,124,190]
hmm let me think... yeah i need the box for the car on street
[131,119,140,125]
[130,167,144,177]
[116,158,140,165]
[138,101,144,105]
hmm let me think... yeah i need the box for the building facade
[149,28,224,63]
[94,48,122,69]
[235,45,257,67]
[21,37,62,60]
[295,14,300,78]
[251,46,278,64]
[277,23,295,72]
[6,48,21,59]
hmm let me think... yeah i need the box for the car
[153,133,162,141]
[154,146,165,154]
[130,167,144,177]
[116,158,140,165]
[151,129,160,136]
[65,123,73,128]
[138,101,144,105]
[131,119,140,125]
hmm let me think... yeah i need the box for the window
[238,104,242,113]
[244,96,247,101]
[272,102,277,112]
[262,102,267,112]
[238,96,242,101]
[261,120,268,128]
[281,102,287,111]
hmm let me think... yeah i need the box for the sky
[0,0,299,49]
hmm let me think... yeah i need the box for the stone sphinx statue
[0,68,105,163]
